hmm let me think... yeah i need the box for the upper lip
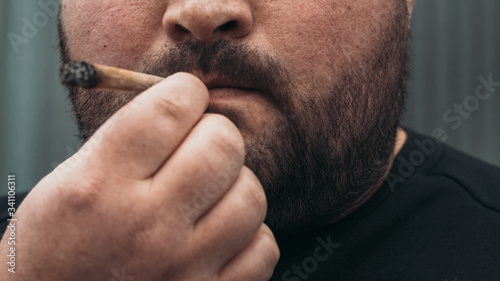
[196,73,258,91]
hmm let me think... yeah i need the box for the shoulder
[429,142,500,213]
[359,129,500,279]
[389,128,500,213]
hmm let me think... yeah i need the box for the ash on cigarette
[60,61,100,88]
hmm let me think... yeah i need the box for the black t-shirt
[270,129,500,281]
[1,129,499,280]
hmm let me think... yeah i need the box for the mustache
[141,40,292,107]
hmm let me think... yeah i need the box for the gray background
[1,1,499,193]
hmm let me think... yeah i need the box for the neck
[329,127,408,223]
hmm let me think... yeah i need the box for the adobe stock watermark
[6,175,17,274]
[386,74,499,191]
[7,0,59,54]
[180,160,242,223]
[385,136,438,191]
[281,235,341,281]
[441,74,500,131]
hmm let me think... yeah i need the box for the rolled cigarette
[60,61,164,92]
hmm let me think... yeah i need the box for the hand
[0,73,279,281]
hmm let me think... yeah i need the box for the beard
[58,2,410,239]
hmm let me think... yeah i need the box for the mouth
[197,74,263,103]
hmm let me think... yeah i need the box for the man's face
[59,0,412,237]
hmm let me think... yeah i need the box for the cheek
[62,0,164,69]
[259,0,390,86]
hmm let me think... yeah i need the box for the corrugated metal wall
[1,1,499,193]
[404,0,500,167]
[1,0,80,193]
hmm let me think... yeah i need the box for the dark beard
[58,2,410,239]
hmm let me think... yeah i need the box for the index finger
[81,72,209,180]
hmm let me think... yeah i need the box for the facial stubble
[58,3,410,239]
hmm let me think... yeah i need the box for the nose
[163,0,254,42]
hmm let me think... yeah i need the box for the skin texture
[60,0,414,236]
[1,0,413,280]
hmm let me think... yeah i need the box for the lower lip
[208,88,258,103]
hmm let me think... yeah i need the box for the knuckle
[256,253,279,281]
[267,238,281,266]
[243,176,267,217]
[206,114,245,162]
[168,72,209,104]
[60,173,103,210]
[259,228,280,278]
[153,93,189,122]
[259,262,277,281]
[260,225,280,264]
[152,72,208,123]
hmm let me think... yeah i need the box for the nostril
[164,1,253,42]
[217,20,237,32]
[174,24,190,34]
